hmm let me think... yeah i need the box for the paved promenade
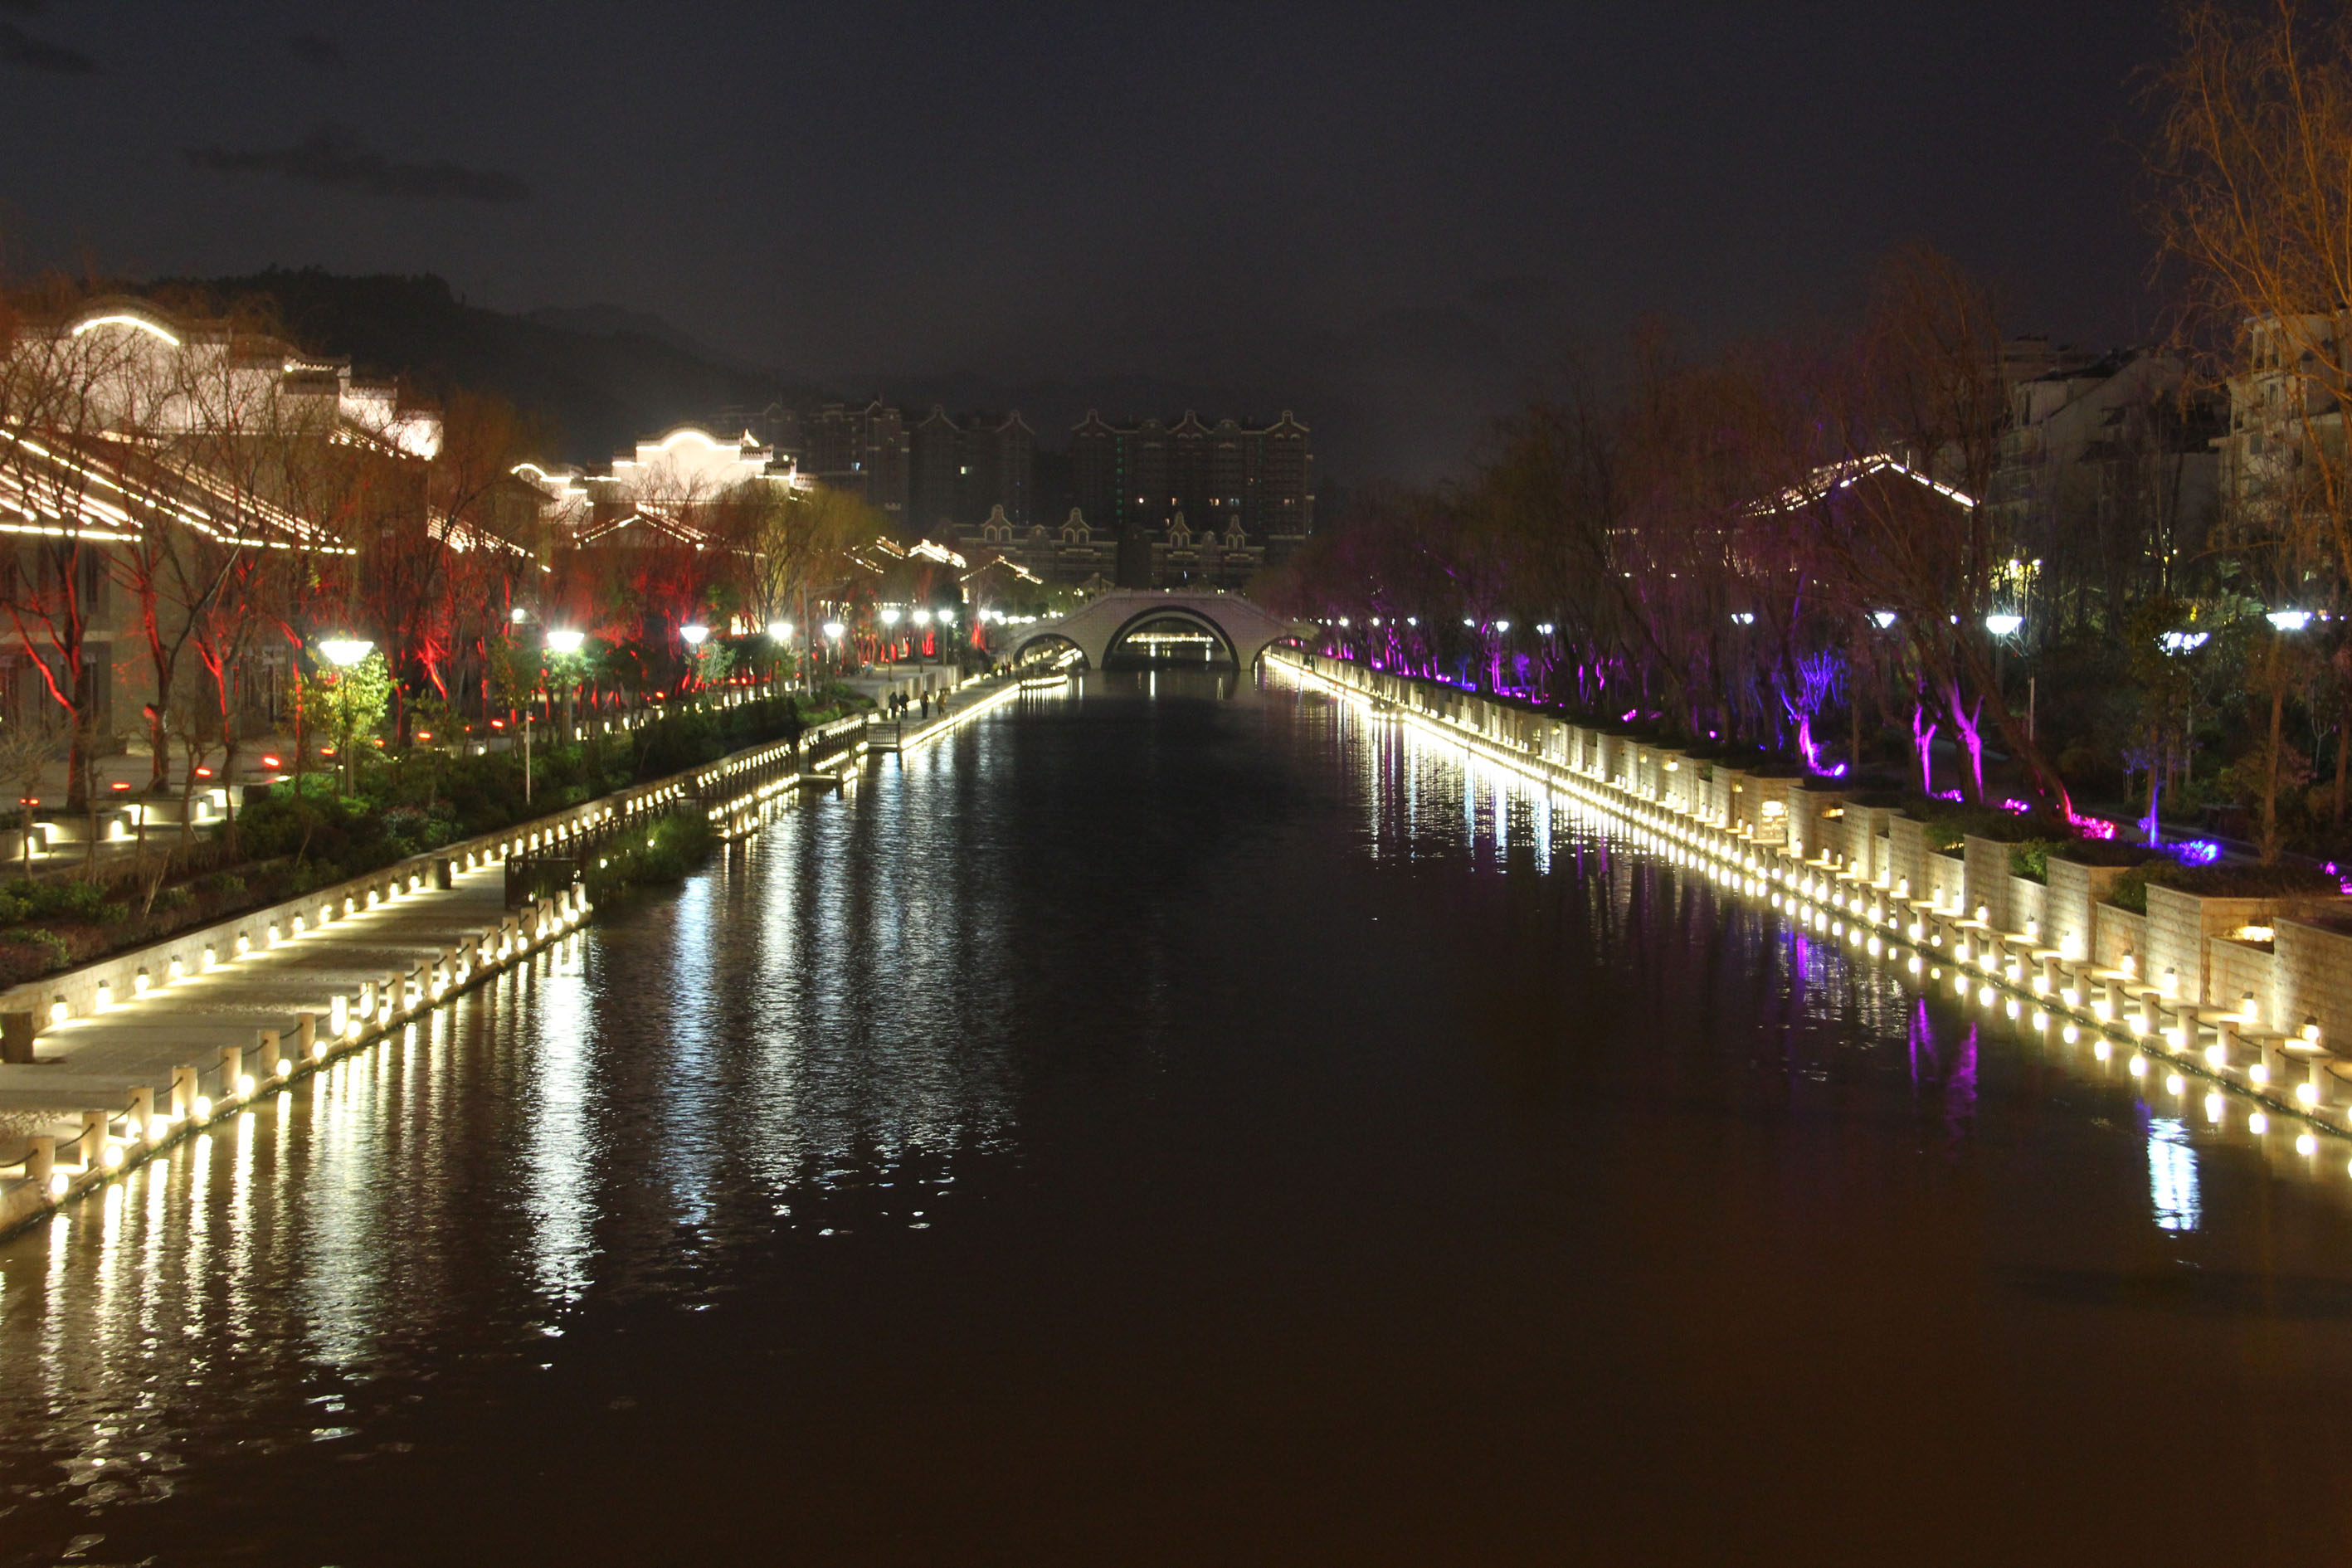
[0,670,1020,1236]
[0,858,519,1125]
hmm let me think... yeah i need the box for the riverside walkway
[0,671,1025,1238]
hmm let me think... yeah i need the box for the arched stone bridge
[1004,590,1312,670]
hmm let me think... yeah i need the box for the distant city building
[702,400,1312,576]
[2213,313,2344,536]
[1068,410,1312,587]
[1071,409,1313,539]
[909,407,1035,534]
[1984,339,2220,611]
[777,401,908,526]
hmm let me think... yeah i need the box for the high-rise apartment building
[782,400,909,525]
[1071,410,1312,543]
[909,407,1035,534]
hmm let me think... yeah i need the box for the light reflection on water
[0,667,2348,1564]
[2149,1117,2203,1232]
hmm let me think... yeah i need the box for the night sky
[2,1,2174,481]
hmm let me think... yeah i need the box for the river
[5,666,2352,1566]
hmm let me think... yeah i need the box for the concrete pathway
[0,857,552,1203]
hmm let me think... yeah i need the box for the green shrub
[2106,857,2338,914]
[2,927,70,971]
[2009,839,2065,883]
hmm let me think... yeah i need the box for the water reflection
[4,668,2352,1565]
[2148,1116,2203,1232]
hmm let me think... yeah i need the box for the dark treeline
[1259,4,2352,869]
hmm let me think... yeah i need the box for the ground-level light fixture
[2269,609,2314,632]
[1984,614,2024,636]
[317,637,374,668]
[543,629,586,656]
[680,624,710,647]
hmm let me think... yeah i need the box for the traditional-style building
[1,300,439,755]
[972,504,1263,591]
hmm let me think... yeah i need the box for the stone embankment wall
[0,708,879,1238]
[1279,650,2352,1137]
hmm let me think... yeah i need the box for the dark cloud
[0,21,94,73]
[184,127,528,202]
[286,32,343,69]
[0,1,47,16]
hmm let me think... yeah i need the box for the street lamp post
[766,620,795,698]
[316,637,374,796]
[543,629,585,744]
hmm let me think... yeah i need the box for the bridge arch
[1009,631,1088,668]
[1103,604,1242,666]
[998,590,1312,676]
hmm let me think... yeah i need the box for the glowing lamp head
[1871,611,1897,629]
[2269,609,2314,632]
[879,608,902,627]
[316,637,374,668]
[1984,614,2023,636]
[543,629,586,656]
[912,609,932,626]
[767,621,794,640]
[679,624,710,647]
[509,606,528,623]
[822,621,846,640]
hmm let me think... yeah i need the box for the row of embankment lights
[1288,655,2352,1158]
[3,756,783,1207]
[16,894,594,1205]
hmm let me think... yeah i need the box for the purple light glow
[2067,814,2118,840]
[1936,789,1963,802]
[2001,798,2032,814]
[2172,839,2222,865]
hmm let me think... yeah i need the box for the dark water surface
[8,669,2352,1566]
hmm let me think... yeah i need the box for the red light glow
[261,755,282,768]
